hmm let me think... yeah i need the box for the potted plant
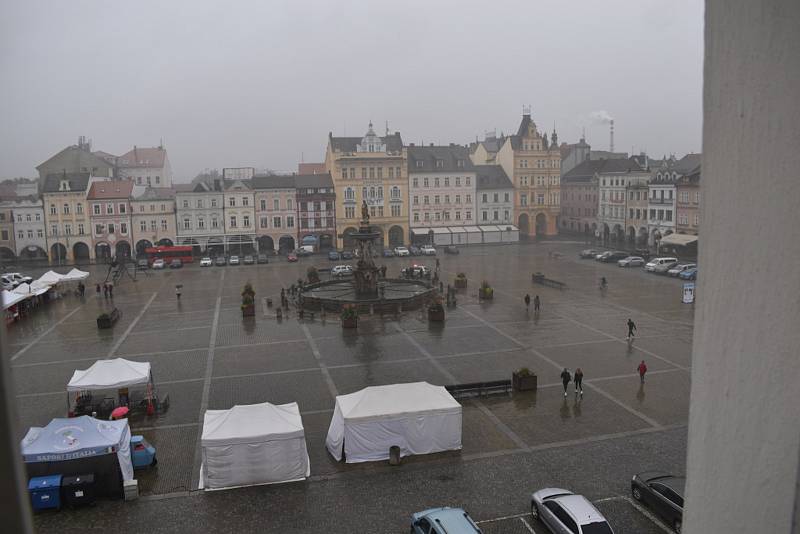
[340,304,358,329]
[512,367,538,391]
[97,308,121,329]
[241,283,256,317]
[454,272,468,289]
[427,298,445,322]
[480,280,494,300]
[307,266,320,284]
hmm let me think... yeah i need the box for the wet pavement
[7,240,694,533]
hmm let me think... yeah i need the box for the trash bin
[28,475,62,511]
[61,474,95,507]
[388,445,401,466]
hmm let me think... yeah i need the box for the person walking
[560,368,572,397]
[175,285,182,300]
[533,295,541,312]
[102,283,108,298]
[574,367,584,396]
[96,283,101,297]
[524,294,531,310]
[107,283,114,298]
[627,318,637,340]
[637,360,647,383]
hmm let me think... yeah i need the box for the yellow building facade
[325,123,408,249]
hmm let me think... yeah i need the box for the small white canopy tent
[13,282,49,297]
[326,382,462,463]
[2,289,28,309]
[201,402,310,490]
[61,268,90,281]
[67,359,152,392]
[36,270,66,286]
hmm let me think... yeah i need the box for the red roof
[87,180,135,200]
[298,163,326,175]
[117,146,167,168]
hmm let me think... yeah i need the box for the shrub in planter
[427,298,445,322]
[480,280,494,300]
[241,283,256,317]
[340,304,358,328]
[307,266,320,284]
[512,367,538,391]
[454,272,467,289]
[97,308,121,329]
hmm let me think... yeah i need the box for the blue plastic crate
[28,475,62,511]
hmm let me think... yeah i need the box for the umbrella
[111,406,130,420]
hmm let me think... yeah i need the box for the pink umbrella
[111,406,129,420]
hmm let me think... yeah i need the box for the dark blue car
[328,251,340,261]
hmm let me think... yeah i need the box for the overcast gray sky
[0,0,703,181]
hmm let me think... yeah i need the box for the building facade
[295,173,336,251]
[597,159,649,245]
[0,203,16,262]
[675,165,701,236]
[116,145,174,188]
[407,145,476,232]
[252,175,297,253]
[560,159,600,238]
[494,110,561,238]
[223,180,256,255]
[175,181,225,255]
[325,123,408,249]
[131,187,177,256]
[36,138,115,180]
[474,165,513,226]
[9,197,47,261]
[87,181,135,260]
[42,173,93,264]
[647,155,700,246]
[625,181,650,248]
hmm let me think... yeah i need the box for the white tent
[61,268,90,281]
[36,270,66,286]
[326,382,462,463]
[201,402,310,490]
[13,282,49,297]
[67,359,152,392]
[2,289,28,309]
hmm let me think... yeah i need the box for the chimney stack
[610,120,615,153]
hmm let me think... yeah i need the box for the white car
[420,245,437,256]
[645,257,678,273]
[618,256,645,268]
[229,255,240,265]
[152,259,166,269]
[394,246,410,257]
[331,265,353,277]
[667,263,696,277]
[200,257,213,267]
[4,272,33,285]
[531,488,615,534]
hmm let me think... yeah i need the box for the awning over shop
[660,233,698,246]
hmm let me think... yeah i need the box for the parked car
[5,272,33,285]
[632,248,652,261]
[444,245,459,255]
[618,256,645,268]
[646,257,679,273]
[296,247,313,257]
[579,249,599,259]
[401,264,431,279]
[421,245,437,256]
[410,507,481,534]
[531,488,615,534]
[169,259,183,269]
[394,246,410,257]
[137,258,150,269]
[328,251,340,261]
[1,275,17,290]
[152,259,166,269]
[331,264,353,277]
[214,256,227,266]
[409,245,422,256]
[383,248,395,257]
[256,253,269,264]
[631,472,685,533]
[243,255,255,265]
[341,250,353,260]
[668,263,696,277]
[199,257,212,267]
[229,255,240,265]
[287,253,298,262]
[598,251,629,263]
[679,267,697,280]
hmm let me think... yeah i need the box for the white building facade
[223,179,257,255]
[117,145,174,188]
[252,175,298,253]
[597,161,649,245]
[475,165,514,225]
[9,197,48,260]
[176,181,225,254]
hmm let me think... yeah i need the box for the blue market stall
[21,416,134,499]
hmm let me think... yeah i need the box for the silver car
[618,256,645,268]
[667,263,696,277]
[531,488,615,534]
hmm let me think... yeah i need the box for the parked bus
[144,246,194,265]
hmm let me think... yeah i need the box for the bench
[445,380,512,399]
[532,273,566,290]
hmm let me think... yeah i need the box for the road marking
[9,306,83,362]
[106,292,158,357]
[459,306,663,429]
[301,323,339,398]
[519,517,537,533]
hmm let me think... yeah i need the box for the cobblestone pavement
[8,240,694,532]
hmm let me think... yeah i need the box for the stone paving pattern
[7,240,693,532]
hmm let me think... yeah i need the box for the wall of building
[254,189,297,251]
[42,191,92,262]
[131,199,176,252]
[684,2,800,532]
[409,171,476,227]
[10,202,47,257]
[476,188,512,225]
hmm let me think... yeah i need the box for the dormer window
[435,160,444,168]
[416,160,424,168]
[60,180,69,191]
[457,160,464,168]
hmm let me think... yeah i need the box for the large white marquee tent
[325,382,462,463]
